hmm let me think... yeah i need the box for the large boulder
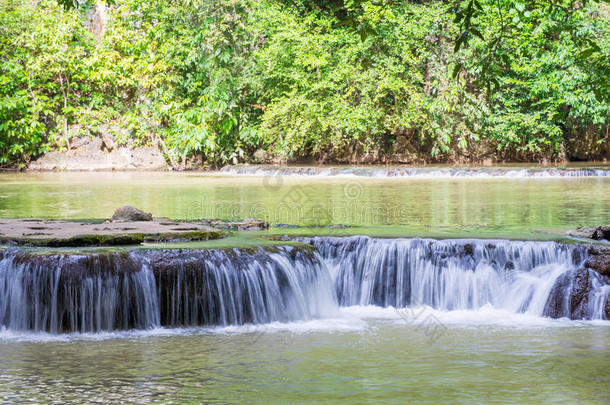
[111,206,153,222]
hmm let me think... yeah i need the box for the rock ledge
[0,218,225,247]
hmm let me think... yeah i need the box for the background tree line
[1,0,608,167]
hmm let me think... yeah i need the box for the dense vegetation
[1,0,609,167]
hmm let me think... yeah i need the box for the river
[0,166,609,404]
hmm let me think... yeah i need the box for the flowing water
[302,236,610,319]
[0,167,609,403]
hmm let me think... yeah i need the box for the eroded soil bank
[21,129,610,171]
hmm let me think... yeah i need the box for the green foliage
[91,0,265,165]
[463,0,610,156]
[1,0,608,166]
[0,0,94,164]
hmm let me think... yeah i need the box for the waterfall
[0,237,607,334]
[0,251,158,333]
[0,246,337,333]
[301,236,610,320]
[152,247,337,327]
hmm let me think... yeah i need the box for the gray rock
[70,136,91,150]
[111,206,153,222]
[78,137,104,154]
[203,218,269,231]
[252,149,270,163]
[120,146,167,169]
[99,128,116,151]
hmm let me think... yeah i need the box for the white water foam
[4,305,608,343]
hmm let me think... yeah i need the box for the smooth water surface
[0,311,609,404]
[1,170,609,239]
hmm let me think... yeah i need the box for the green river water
[0,169,609,404]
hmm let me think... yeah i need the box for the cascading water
[0,251,159,333]
[301,236,610,320]
[219,165,610,178]
[0,246,337,333]
[0,237,607,334]
[152,247,337,327]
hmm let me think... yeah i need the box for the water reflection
[0,173,609,238]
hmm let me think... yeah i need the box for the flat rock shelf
[0,218,226,247]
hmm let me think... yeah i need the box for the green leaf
[454,31,468,52]
[469,28,484,40]
[452,63,463,79]
[578,48,598,59]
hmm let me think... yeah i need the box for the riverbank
[19,138,610,173]
[16,130,610,172]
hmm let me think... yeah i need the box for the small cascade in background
[0,246,337,333]
[301,236,610,320]
[219,165,610,178]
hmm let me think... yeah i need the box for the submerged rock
[112,206,153,222]
[200,218,269,231]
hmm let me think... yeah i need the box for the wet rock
[592,226,610,241]
[545,245,610,319]
[544,271,572,318]
[570,269,593,320]
[275,223,299,229]
[202,218,269,231]
[544,267,610,320]
[111,206,153,222]
[584,246,610,277]
[567,226,610,241]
